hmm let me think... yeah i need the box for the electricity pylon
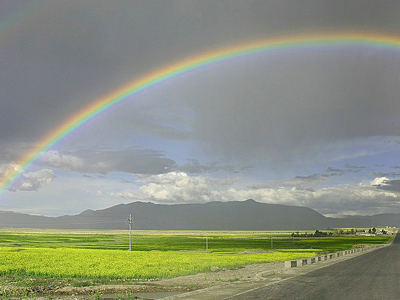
[126,214,134,251]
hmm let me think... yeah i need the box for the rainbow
[2,30,400,194]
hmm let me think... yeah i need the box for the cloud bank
[106,172,400,216]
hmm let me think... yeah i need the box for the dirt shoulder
[42,261,282,298]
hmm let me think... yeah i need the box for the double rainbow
[2,31,400,195]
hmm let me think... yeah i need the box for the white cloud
[9,168,55,192]
[371,177,390,186]
[109,191,137,200]
[24,169,54,184]
[106,172,400,215]
[0,163,22,179]
[83,189,105,198]
[41,150,84,171]
[1,164,54,191]
[137,172,237,203]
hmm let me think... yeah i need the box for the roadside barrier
[284,244,385,269]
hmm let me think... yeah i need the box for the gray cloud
[371,177,400,193]
[38,150,252,177]
[251,170,349,191]
[187,50,400,165]
[86,110,192,144]
[2,1,400,151]
[120,179,133,184]
[372,172,400,178]
[308,185,400,217]
[344,164,367,172]
[325,167,349,177]
[176,159,250,174]
[0,142,38,164]
[272,174,330,191]
[325,165,367,176]
[39,149,176,175]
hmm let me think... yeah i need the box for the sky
[2,0,400,218]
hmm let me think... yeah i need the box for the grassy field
[0,228,393,252]
[0,247,314,279]
[0,228,395,297]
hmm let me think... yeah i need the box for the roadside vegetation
[0,228,395,298]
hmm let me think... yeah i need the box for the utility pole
[126,214,134,251]
[271,236,273,249]
[206,234,208,251]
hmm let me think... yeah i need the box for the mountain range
[0,200,398,230]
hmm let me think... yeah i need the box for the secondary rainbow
[2,30,400,194]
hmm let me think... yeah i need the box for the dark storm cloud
[189,47,400,164]
[2,0,399,147]
[94,110,192,142]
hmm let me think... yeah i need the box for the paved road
[228,234,400,300]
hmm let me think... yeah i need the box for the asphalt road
[227,234,400,300]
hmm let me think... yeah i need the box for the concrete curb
[162,238,395,300]
[284,244,387,269]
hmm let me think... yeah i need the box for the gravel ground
[25,261,284,299]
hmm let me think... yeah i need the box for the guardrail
[284,244,385,268]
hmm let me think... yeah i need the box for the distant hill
[0,200,399,230]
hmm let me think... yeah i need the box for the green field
[0,228,395,297]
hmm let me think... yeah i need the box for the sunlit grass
[0,247,317,279]
[0,229,394,280]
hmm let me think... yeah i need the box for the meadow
[0,228,395,297]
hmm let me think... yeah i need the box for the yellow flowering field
[0,247,316,279]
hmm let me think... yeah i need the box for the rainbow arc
[2,31,400,194]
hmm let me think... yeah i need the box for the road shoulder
[162,244,389,300]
